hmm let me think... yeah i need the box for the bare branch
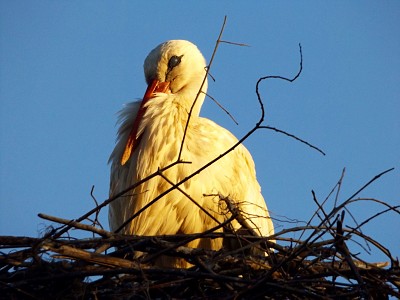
[203,91,239,125]
[260,125,326,155]
[38,213,113,238]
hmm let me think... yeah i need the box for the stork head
[120,40,208,165]
[143,40,208,116]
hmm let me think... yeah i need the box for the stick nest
[1,186,399,299]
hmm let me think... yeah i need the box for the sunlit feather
[109,40,274,268]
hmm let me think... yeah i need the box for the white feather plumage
[109,40,274,267]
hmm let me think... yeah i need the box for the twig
[203,92,239,125]
[38,213,112,238]
[255,43,303,125]
[344,168,395,202]
[42,241,139,269]
[177,16,228,161]
[219,40,250,47]
[260,125,326,155]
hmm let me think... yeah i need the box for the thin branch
[260,125,326,155]
[219,40,250,47]
[344,168,395,202]
[38,213,112,238]
[203,92,239,125]
[255,43,303,125]
[334,168,346,207]
[177,16,228,160]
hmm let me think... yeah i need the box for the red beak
[121,79,171,165]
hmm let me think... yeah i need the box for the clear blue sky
[1,2,399,263]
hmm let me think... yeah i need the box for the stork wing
[108,101,141,232]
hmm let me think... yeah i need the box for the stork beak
[121,79,171,165]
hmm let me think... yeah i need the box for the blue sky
[1,2,399,263]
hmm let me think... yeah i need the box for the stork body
[109,40,274,267]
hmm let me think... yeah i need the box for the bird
[108,40,274,268]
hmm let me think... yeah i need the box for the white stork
[109,40,274,268]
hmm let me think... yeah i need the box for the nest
[1,170,399,299]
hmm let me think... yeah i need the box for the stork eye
[168,55,182,70]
